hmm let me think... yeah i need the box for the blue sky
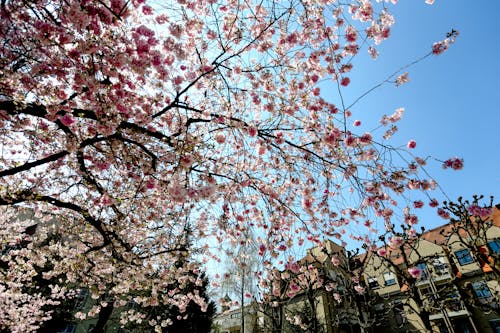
[338,0,500,234]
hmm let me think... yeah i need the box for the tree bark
[93,302,114,333]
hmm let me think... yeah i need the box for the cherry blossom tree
[0,0,459,331]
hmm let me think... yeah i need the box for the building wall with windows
[363,253,401,296]
[212,303,261,333]
[447,234,483,276]
[362,218,500,333]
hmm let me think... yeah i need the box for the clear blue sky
[339,0,500,234]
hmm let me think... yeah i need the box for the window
[367,277,379,289]
[419,286,434,299]
[374,303,385,312]
[489,319,500,333]
[126,300,137,309]
[59,325,76,333]
[432,257,449,275]
[393,300,407,326]
[488,239,500,254]
[74,288,89,309]
[472,281,493,305]
[383,272,396,286]
[443,292,463,312]
[417,263,429,280]
[455,249,474,265]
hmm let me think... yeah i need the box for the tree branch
[0,150,69,177]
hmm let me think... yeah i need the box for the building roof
[492,204,500,227]
[360,203,500,266]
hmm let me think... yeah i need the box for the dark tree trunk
[93,302,114,333]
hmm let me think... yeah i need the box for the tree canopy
[0,0,459,331]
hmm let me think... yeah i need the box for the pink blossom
[405,214,418,226]
[432,41,447,55]
[101,195,114,206]
[432,31,458,55]
[145,179,156,189]
[60,113,75,126]
[407,179,420,190]
[180,154,194,168]
[359,132,372,146]
[173,76,184,85]
[287,262,300,273]
[275,132,284,145]
[95,161,111,171]
[389,236,402,248]
[395,72,410,86]
[331,256,340,266]
[468,204,492,218]
[354,285,365,294]
[214,133,226,144]
[413,200,424,209]
[368,46,379,59]
[340,77,350,86]
[247,126,258,137]
[353,1,373,22]
[381,107,404,125]
[345,25,358,42]
[415,157,427,165]
[407,140,416,149]
[142,5,153,15]
[135,25,154,37]
[442,157,463,170]
[353,120,361,126]
[429,198,439,207]
[437,208,450,219]
[344,135,357,148]
[407,228,417,238]
[168,182,187,202]
[322,127,342,145]
[301,196,314,211]
[408,266,422,278]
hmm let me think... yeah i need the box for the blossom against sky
[338,0,499,234]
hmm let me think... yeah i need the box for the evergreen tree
[161,271,216,333]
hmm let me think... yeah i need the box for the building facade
[214,205,500,333]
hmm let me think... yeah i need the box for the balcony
[415,263,452,287]
[428,300,470,320]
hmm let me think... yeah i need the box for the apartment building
[214,205,500,333]
[362,206,500,333]
[213,240,376,333]
[212,303,262,333]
